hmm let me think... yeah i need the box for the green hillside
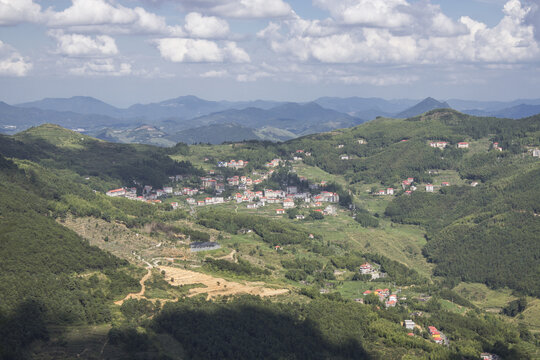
[1,115,539,359]
[0,124,201,188]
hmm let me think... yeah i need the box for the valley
[0,108,539,359]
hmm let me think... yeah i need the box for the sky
[0,0,539,107]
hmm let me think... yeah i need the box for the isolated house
[425,184,434,192]
[276,209,285,214]
[533,149,540,157]
[387,188,394,195]
[404,320,415,330]
[359,263,372,274]
[457,142,469,148]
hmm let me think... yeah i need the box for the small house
[283,198,295,209]
[404,320,415,330]
[533,149,540,157]
[441,182,449,187]
[387,188,394,195]
[106,188,126,197]
[430,141,448,149]
[425,184,434,192]
[359,263,372,274]
[276,209,285,215]
[340,155,349,160]
[457,142,469,148]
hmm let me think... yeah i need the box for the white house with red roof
[106,188,126,197]
[457,142,469,148]
[283,198,295,209]
[430,141,448,149]
[425,184,434,192]
[359,263,372,274]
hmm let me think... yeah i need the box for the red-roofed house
[458,142,469,148]
[106,188,126,197]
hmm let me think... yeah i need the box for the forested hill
[275,109,540,296]
[0,124,200,188]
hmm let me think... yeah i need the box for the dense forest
[106,295,535,359]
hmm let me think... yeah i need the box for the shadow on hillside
[147,298,372,360]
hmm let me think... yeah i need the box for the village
[105,155,342,217]
[98,140,534,357]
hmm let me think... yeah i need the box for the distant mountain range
[2,94,540,145]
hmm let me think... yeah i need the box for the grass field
[292,163,348,187]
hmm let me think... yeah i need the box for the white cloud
[223,41,250,63]
[49,30,118,57]
[173,0,293,19]
[184,12,229,38]
[200,69,228,78]
[522,0,540,41]
[69,58,132,76]
[314,0,412,28]
[46,0,183,35]
[236,71,271,82]
[0,0,42,25]
[154,38,250,63]
[0,40,32,76]
[334,74,419,86]
[314,0,467,36]
[259,0,540,64]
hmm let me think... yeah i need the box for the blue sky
[0,0,539,107]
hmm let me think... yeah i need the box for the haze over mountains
[2,95,540,145]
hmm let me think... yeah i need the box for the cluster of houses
[292,150,312,161]
[265,159,282,168]
[217,159,249,169]
[362,288,398,308]
[429,141,469,149]
[428,326,447,345]
[375,187,395,196]
[105,185,175,203]
[371,177,452,196]
[186,197,224,207]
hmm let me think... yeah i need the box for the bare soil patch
[159,266,289,299]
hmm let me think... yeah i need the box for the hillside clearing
[158,266,289,299]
